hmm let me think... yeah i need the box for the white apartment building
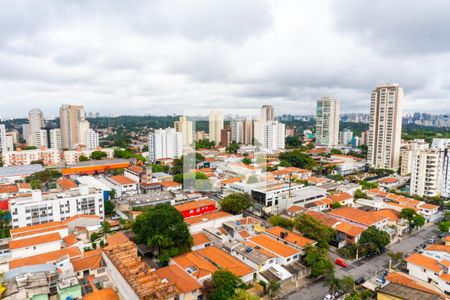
[339,129,353,145]
[148,128,182,162]
[174,116,193,148]
[410,148,442,197]
[63,148,114,165]
[27,108,45,146]
[400,139,429,176]
[208,110,224,145]
[10,186,104,229]
[0,124,6,153]
[258,121,285,152]
[84,128,99,150]
[316,97,340,147]
[49,128,62,149]
[231,120,244,144]
[2,148,61,166]
[367,83,404,169]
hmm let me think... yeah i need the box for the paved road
[285,225,439,300]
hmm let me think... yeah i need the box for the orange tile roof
[445,236,450,242]
[184,211,231,225]
[110,175,137,185]
[0,184,19,194]
[425,244,450,254]
[9,232,61,250]
[250,234,300,258]
[221,177,241,185]
[127,165,144,173]
[71,248,102,272]
[266,227,315,248]
[329,207,387,226]
[155,264,202,293]
[106,232,130,246]
[17,183,32,189]
[420,203,439,210]
[9,247,82,269]
[172,251,217,279]
[57,178,78,190]
[378,177,399,184]
[374,209,400,221]
[386,272,446,298]
[12,224,68,239]
[287,205,304,214]
[239,230,251,239]
[63,234,79,247]
[160,181,182,188]
[192,232,211,246]
[334,222,364,237]
[306,176,329,184]
[196,246,253,277]
[83,288,120,300]
[305,211,339,227]
[405,253,442,273]
[327,192,353,203]
[175,199,216,212]
[236,217,260,225]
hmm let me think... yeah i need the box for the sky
[1,0,450,118]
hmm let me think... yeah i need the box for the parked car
[427,238,435,244]
[355,277,366,285]
[323,295,335,300]
[438,232,449,239]
[335,258,349,268]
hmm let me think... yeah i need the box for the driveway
[284,224,439,300]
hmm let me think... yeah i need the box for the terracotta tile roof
[127,165,144,174]
[306,176,329,184]
[327,192,353,203]
[305,211,339,227]
[250,234,300,258]
[57,178,78,190]
[425,244,450,254]
[71,248,103,272]
[236,217,260,225]
[386,272,446,298]
[12,224,68,239]
[83,288,120,300]
[9,232,61,250]
[287,205,305,214]
[329,207,388,226]
[445,236,450,242]
[334,222,364,237]
[405,253,442,273]
[155,265,202,293]
[9,247,82,269]
[175,199,216,212]
[192,232,211,246]
[0,184,19,194]
[160,181,182,188]
[17,183,32,189]
[195,168,213,173]
[172,251,217,279]
[239,230,251,239]
[374,209,400,221]
[196,246,253,277]
[305,211,363,237]
[63,234,79,247]
[420,203,439,210]
[266,226,315,248]
[378,177,400,184]
[221,177,241,185]
[106,232,130,246]
[184,211,231,225]
[11,220,64,235]
[110,175,137,185]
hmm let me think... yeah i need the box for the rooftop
[57,178,78,190]
[9,232,61,250]
[83,288,121,300]
[329,207,388,226]
[196,246,254,277]
[155,264,202,294]
[174,199,216,212]
[405,253,442,273]
[250,234,300,258]
[192,232,211,247]
[109,175,137,185]
[266,226,315,248]
[184,211,232,225]
[172,251,217,279]
[9,247,82,269]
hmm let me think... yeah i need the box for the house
[249,234,302,266]
[185,211,240,234]
[160,180,182,191]
[71,248,104,279]
[328,207,389,230]
[9,247,82,269]
[84,288,120,300]
[57,178,78,191]
[377,177,401,189]
[191,232,212,250]
[174,199,217,218]
[264,226,316,255]
[124,165,145,183]
[155,264,202,300]
[9,232,62,259]
[107,175,139,196]
[327,192,353,207]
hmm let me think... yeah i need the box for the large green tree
[359,226,390,254]
[90,151,107,160]
[278,150,316,169]
[220,193,254,215]
[399,208,425,229]
[269,215,293,230]
[293,214,335,249]
[305,245,334,277]
[209,270,242,300]
[132,204,192,261]
[285,136,301,149]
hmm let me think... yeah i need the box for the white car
[324,295,335,300]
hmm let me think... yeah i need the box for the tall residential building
[339,129,353,145]
[49,128,62,149]
[148,128,182,162]
[433,139,450,198]
[410,148,442,197]
[27,108,45,146]
[316,97,340,147]
[174,116,193,147]
[367,83,404,169]
[208,110,224,145]
[231,120,244,144]
[31,129,49,148]
[243,118,254,145]
[84,128,99,150]
[261,105,274,122]
[258,121,285,152]
[59,105,86,149]
[0,124,6,153]
[400,139,429,176]
[220,125,232,147]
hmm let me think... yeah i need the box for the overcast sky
[1,0,449,118]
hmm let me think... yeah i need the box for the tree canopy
[220,193,254,215]
[278,150,316,169]
[90,151,107,160]
[226,141,240,154]
[293,214,334,249]
[285,136,301,149]
[132,203,192,261]
[399,208,425,229]
[269,215,293,230]
[305,245,334,277]
[359,226,390,254]
[209,270,242,300]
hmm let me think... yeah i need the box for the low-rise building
[174,199,217,218]
[1,147,61,166]
[328,207,389,230]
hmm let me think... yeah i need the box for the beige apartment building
[316,97,340,147]
[400,139,429,176]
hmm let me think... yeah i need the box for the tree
[242,157,252,165]
[323,272,340,294]
[90,232,99,242]
[196,138,215,150]
[331,202,342,209]
[278,150,316,169]
[102,221,111,237]
[152,163,170,173]
[285,136,301,149]
[400,208,425,229]
[439,221,450,233]
[359,226,390,254]
[226,141,240,154]
[132,204,192,261]
[359,180,378,190]
[305,245,334,277]
[246,175,259,184]
[293,214,335,249]
[339,275,355,293]
[220,193,254,215]
[354,189,369,199]
[209,270,242,300]
[79,155,90,162]
[90,151,107,160]
[269,215,293,230]
[330,148,343,155]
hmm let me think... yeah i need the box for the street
[284,225,439,300]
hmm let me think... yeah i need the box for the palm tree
[323,272,340,294]
[101,221,111,241]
